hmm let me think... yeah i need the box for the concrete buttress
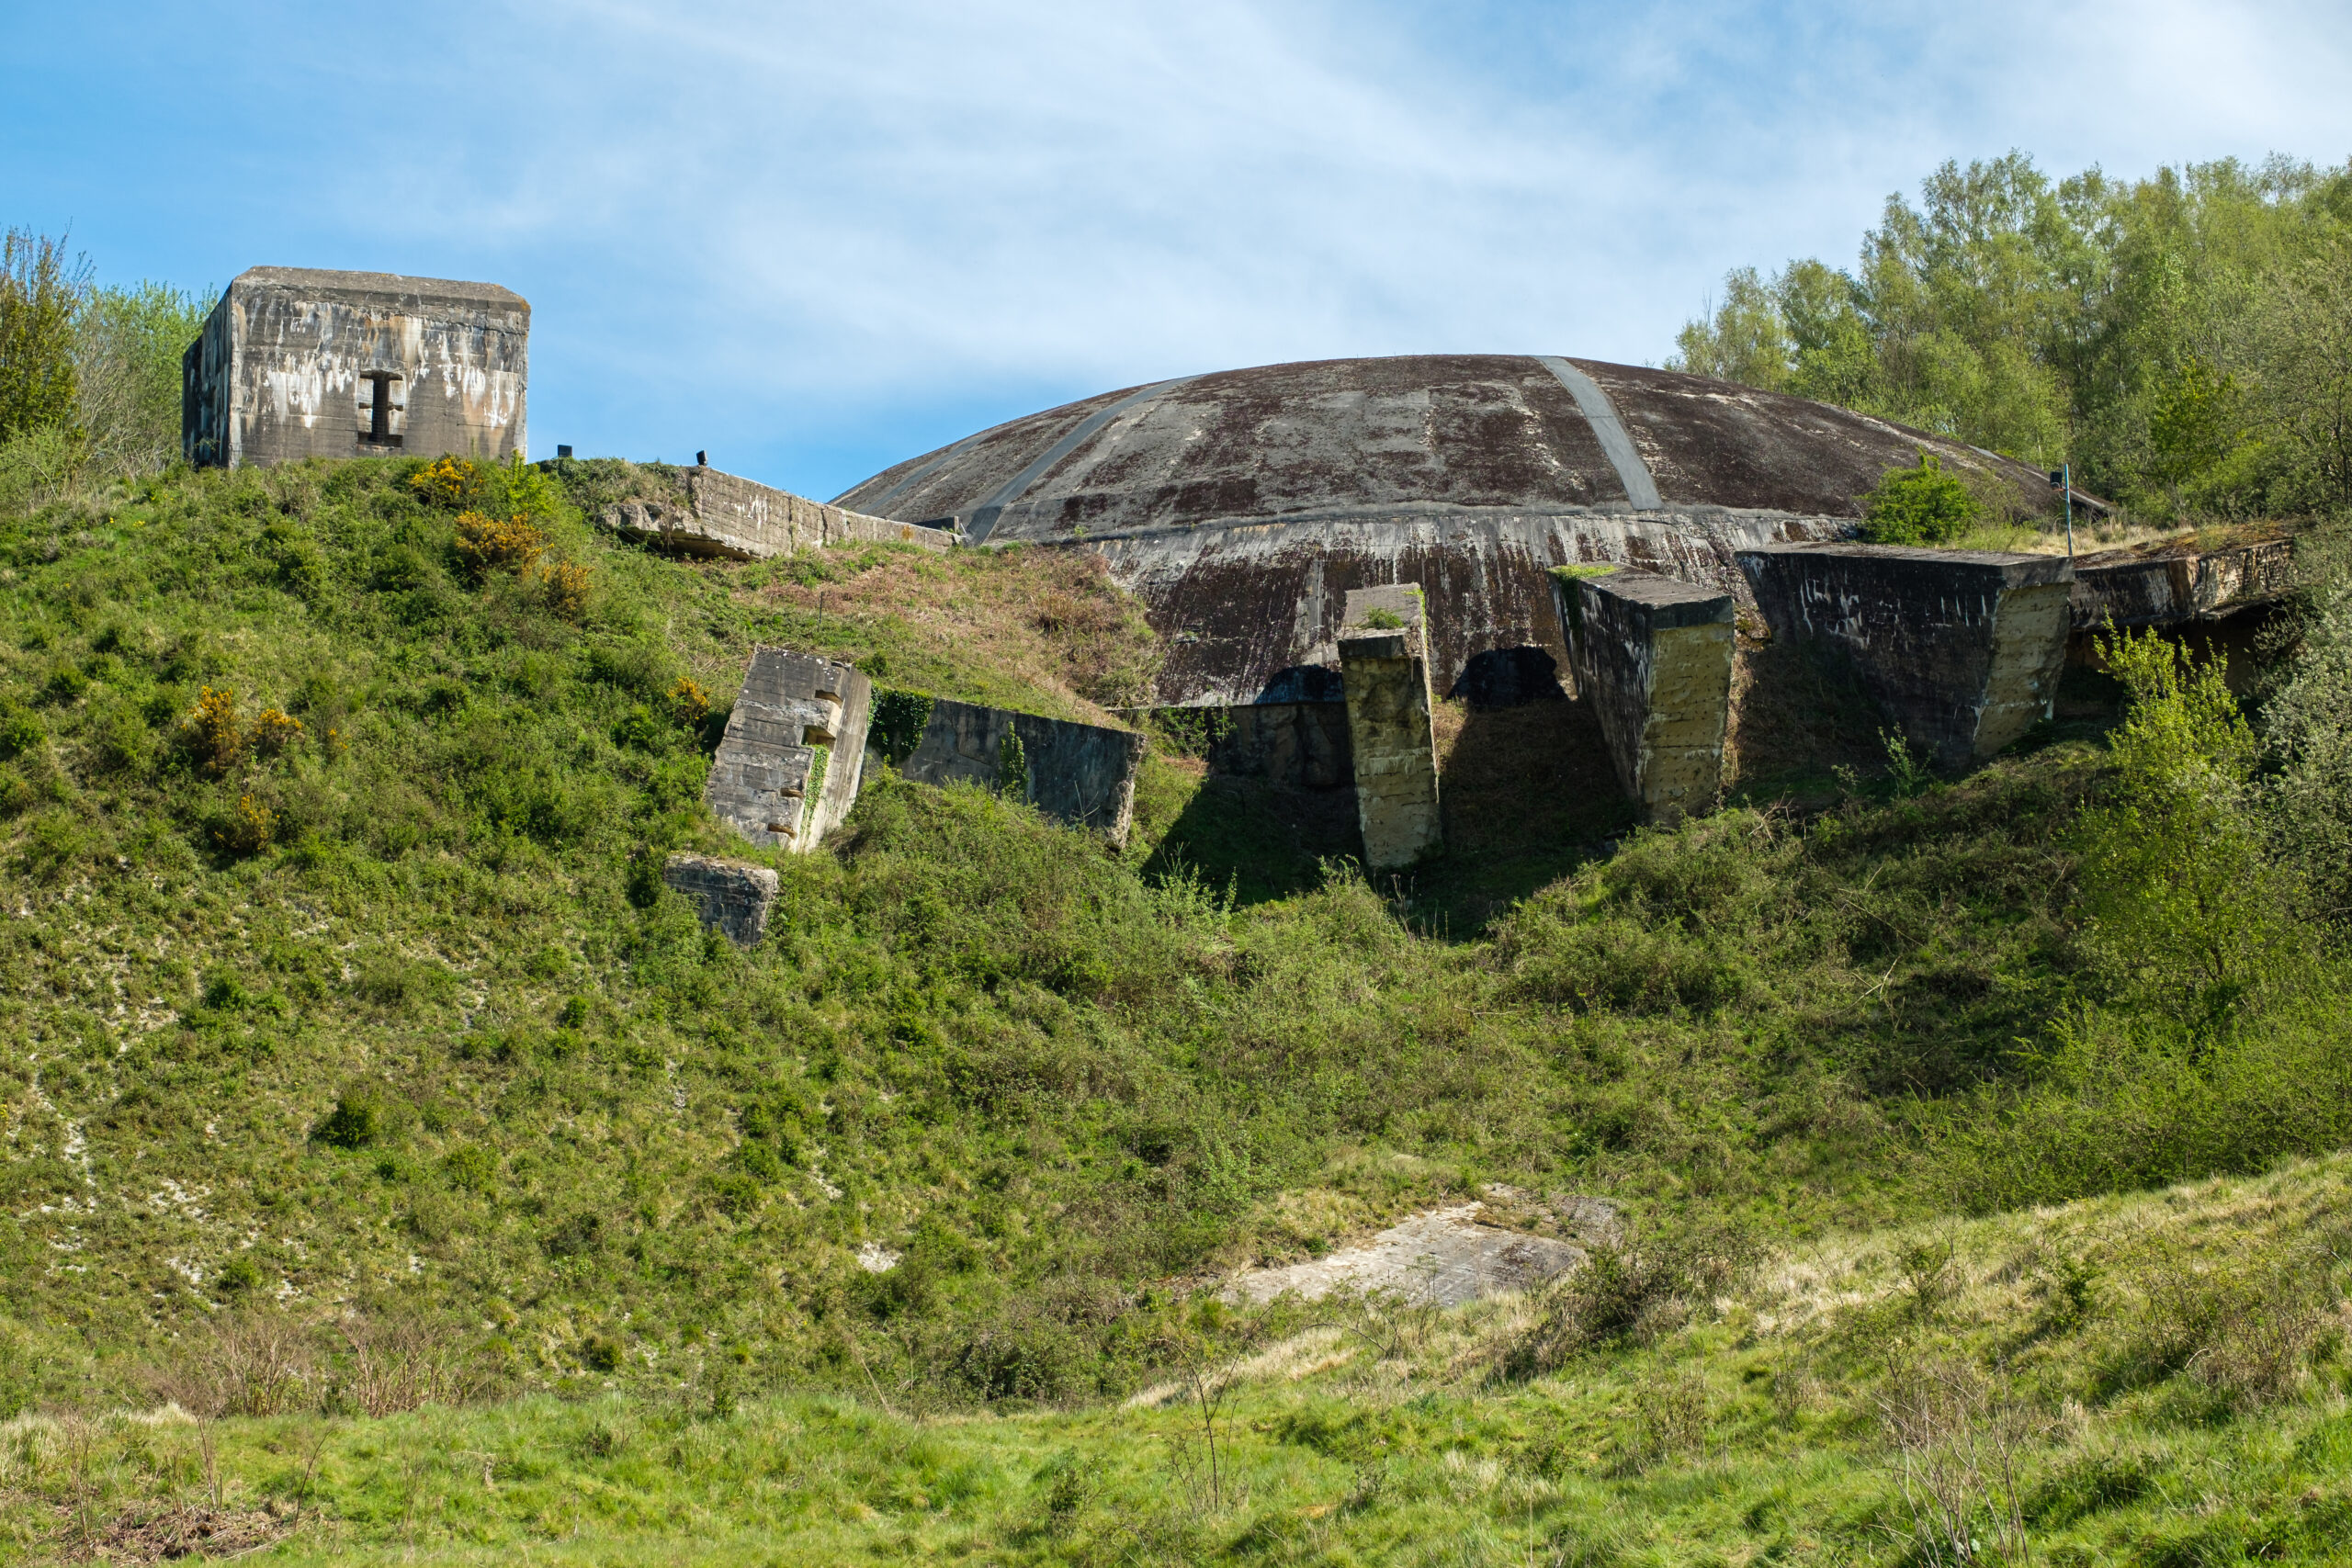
[1561,568,1736,822]
[1339,585,1442,869]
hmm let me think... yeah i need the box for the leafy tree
[1858,452,1980,545]
[1670,152,2352,517]
[2074,630,2298,1035]
[75,279,210,475]
[0,229,87,441]
[1670,266,1790,391]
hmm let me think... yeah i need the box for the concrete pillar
[1736,544,2073,770]
[1339,585,1442,868]
[1559,567,1736,822]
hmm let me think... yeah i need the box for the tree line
[1669,153,2352,521]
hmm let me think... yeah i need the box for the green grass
[4,454,2351,1562]
[12,1157,2352,1563]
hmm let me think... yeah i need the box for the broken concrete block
[1340,585,1442,869]
[705,648,873,852]
[662,853,779,945]
[1737,544,2073,770]
[873,694,1147,846]
[1561,567,1735,822]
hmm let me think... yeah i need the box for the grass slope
[3,456,2350,1562]
[11,1156,2352,1563]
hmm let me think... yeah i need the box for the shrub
[2075,628,2296,1031]
[872,689,935,763]
[219,792,276,855]
[313,1092,384,1150]
[667,675,710,727]
[542,558,592,622]
[454,510,545,576]
[0,698,44,759]
[1500,1217,1760,1377]
[1860,452,1981,546]
[409,456,478,508]
[251,706,303,756]
[186,685,242,774]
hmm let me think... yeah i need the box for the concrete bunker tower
[183,267,528,468]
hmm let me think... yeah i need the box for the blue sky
[7,1,2350,500]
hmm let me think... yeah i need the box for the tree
[2074,630,2296,1035]
[76,279,209,475]
[1668,266,1790,390]
[0,229,88,441]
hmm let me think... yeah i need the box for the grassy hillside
[3,455,2350,1562]
[11,1157,2352,1563]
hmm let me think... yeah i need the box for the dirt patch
[1224,1202,1584,1307]
[63,1504,291,1563]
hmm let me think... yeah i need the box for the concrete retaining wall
[1339,585,1442,868]
[1562,568,1736,822]
[879,697,1146,845]
[605,465,955,559]
[1737,544,2072,771]
[705,649,873,852]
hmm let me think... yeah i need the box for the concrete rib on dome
[834,355,2059,708]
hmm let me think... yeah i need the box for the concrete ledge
[705,648,873,852]
[1563,568,1735,822]
[1737,543,2072,770]
[1340,586,1442,868]
[881,697,1146,846]
[2071,535,2296,630]
[604,466,955,559]
[662,853,780,945]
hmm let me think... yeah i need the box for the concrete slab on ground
[1224,1203,1584,1307]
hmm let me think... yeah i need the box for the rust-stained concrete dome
[835,355,2058,708]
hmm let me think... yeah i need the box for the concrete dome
[835,355,2058,707]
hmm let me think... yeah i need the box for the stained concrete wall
[2071,535,2296,631]
[603,466,953,558]
[1563,568,1736,822]
[882,698,1146,845]
[705,649,873,852]
[184,267,527,468]
[1197,701,1354,789]
[1088,505,1849,708]
[1737,544,2073,771]
[1339,585,1442,868]
[662,853,780,945]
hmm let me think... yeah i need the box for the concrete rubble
[872,694,1148,846]
[602,463,953,559]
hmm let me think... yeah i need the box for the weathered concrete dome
[835,355,2057,707]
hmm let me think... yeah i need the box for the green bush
[1858,451,1982,545]
[314,1094,385,1150]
